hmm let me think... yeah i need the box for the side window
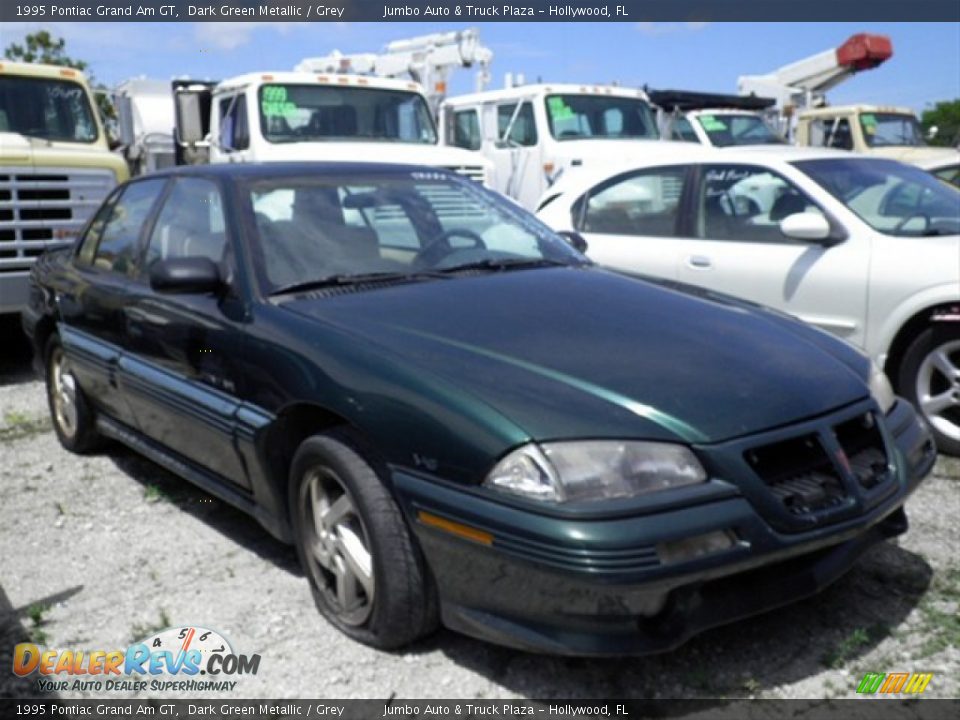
[497,102,538,147]
[77,190,121,265]
[697,164,824,243]
[91,179,165,276]
[451,109,482,150]
[808,118,852,150]
[145,178,227,269]
[670,116,699,143]
[575,166,688,237]
[219,94,249,151]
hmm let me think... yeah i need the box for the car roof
[137,162,457,182]
[541,145,877,200]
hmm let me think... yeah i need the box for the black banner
[1,0,959,23]
[1,699,960,719]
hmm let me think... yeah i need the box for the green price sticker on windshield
[261,85,297,117]
[700,115,727,132]
[548,97,575,121]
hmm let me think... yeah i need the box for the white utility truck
[649,89,785,148]
[440,83,662,210]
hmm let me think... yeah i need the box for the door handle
[687,255,713,269]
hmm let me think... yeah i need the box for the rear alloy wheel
[899,328,960,455]
[45,336,101,453]
[289,431,438,649]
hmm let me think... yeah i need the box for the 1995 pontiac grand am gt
[23,163,936,655]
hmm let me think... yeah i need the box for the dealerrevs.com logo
[857,672,934,695]
[12,626,260,693]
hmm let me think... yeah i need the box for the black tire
[44,335,102,453]
[289,430,438,649]
[897,326,960,456]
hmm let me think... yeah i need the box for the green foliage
[3,30,117,136]
[921,99,960,147]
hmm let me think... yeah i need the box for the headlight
[484,441,707,503]
[869,361,896,414]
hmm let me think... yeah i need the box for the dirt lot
[1,321,957,702]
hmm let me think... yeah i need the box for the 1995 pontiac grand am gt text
[23,163,936,655]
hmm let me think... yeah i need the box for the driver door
[674,163,870,346]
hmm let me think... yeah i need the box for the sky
[2,21,958,113]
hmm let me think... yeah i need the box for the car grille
[744,410,891,526]
[0,168,116,273]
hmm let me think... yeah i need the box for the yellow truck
[0,60,128,314]
[796,104,960,183]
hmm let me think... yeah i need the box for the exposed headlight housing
[869,361,896,414]
[484,441,707,503]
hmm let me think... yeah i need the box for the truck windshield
[545,95,658,141]
[0,76,98,143]
[860,113,926,148]
[795,157,960,237]
[695,113,784,147]
[258,84,437,144]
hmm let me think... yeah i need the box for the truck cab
[440,84,661,210]
[649,89,785,149]
[173,72,491,185]
[796,105,960,178]
[0,61,128,314]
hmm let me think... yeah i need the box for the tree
[921,100,960,148]
[4,30,117,138]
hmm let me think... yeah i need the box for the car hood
[281,267,869,444]
[868,145,960,168]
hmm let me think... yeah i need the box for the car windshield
[246,171,585,294]
[795,157,960,237]
[545,95,659,141]
[259,84,438,144]
[695,113,784,147]
[0,76,98,143]
[860,112,925,148]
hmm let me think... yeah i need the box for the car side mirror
[779,212,832,243]
[150,257,223,295]
[556,230,589,254]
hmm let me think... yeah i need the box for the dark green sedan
[23,163,936,655]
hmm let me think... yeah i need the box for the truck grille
[0,168,116,273]
[744,411,891,525]
[445,165,486,184]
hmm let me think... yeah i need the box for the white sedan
[537,145,960,453]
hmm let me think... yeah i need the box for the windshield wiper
[268,270,444,297]
[437,257,574,274]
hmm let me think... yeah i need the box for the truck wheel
[289,431,438,649]
[45,336,102,453]
[898,327,960,455]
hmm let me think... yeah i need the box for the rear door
[486,100,543,208]
[61,178,167,426]
[674,162,870,346]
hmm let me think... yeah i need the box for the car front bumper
[392,398,936,656]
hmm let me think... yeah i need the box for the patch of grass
[4,410,31,426]
[143,484,171,504]
[742,676,761,695]
[821,624,890,668]
[917,565,960,658]
[0,413,51,442]
[55,501,67,516]
[130,609,172,643]
[27,604,50,645]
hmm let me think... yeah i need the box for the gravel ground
[1,321,957,702]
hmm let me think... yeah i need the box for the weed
[129,608,172,643]
[143,484,170,503]
[821,624,890,668]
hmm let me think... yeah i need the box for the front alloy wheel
[299,467,375,626]
[289,432,438,649]
[900,328,960,455]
